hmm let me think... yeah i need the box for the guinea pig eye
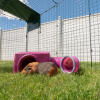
[25,66,31,71]
[27,67,32,70]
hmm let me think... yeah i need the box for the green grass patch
[0,61,100,100]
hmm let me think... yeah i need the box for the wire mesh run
[0,0,100,68]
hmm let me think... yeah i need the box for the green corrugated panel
[0,0,40,24]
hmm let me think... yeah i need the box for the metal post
[38,23,41,52]
[0,29,2,60]
[52,0,59,57]
[58,16,63,57]
[88,0,92,68]
[26,23,29,52]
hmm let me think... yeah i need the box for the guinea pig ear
[30,64,38,73]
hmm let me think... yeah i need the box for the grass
[0,61,100,100]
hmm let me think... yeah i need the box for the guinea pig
[21,62,58,76]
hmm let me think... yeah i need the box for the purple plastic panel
[50,57,62,67]
[72,56,80,72]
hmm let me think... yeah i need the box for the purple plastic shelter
[13,52,50,73]
[50,56,80,74]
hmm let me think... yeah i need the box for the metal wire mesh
[0,17,26,60]
[0,0,100,68]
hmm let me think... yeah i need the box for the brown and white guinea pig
[21,62,58,77]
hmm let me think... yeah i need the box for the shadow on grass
[0,66,13,73]
[0,61,13,73]
[74,67,85,76]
